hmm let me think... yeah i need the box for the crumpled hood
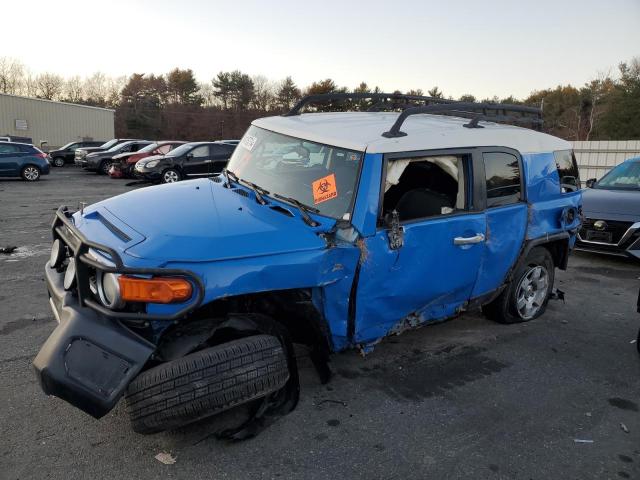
[87,178,332,263]
[582,187,640,222]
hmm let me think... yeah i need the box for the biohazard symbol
[312,173,338,204]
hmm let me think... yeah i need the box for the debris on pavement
[573,439,594,444]
[154,452,177,465]
[0,246,17,254]
[620,423,630,433]
[551,288,566,303]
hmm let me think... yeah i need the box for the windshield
[596,161,640,190]
[107,141,137,153]
[60,142,77,150]
[100,139,119,149]
[227,126,362,219]
[167,143,200,157]
[137,143,159,153]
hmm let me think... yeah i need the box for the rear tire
[482,247,554,324]
[125,334,289,434]
[53,157,65,167]
[161,168,181,183]
[21,165,41,181]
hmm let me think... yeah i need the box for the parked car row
[71,138,238,183]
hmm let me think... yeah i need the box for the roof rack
[381,102,543,137]
[284,92,456,117]
[283,93,543,135]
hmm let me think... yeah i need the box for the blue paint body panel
[69,146,581,353]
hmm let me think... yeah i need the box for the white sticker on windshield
[241,134,257,151]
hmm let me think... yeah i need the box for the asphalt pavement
[1,168,639,479]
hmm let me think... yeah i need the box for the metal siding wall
[571,140,640,180]
[0,94,114,148]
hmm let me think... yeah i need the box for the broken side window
[382,155,468,222]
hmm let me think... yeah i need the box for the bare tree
[198,82,217,107]
[35,72,64,100]
[251,75,275,110]
[64,75,84,103]
[0,57,25,94]
[84,72,109,105]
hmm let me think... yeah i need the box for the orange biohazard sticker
[312,173,338,204]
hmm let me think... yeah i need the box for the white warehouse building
[0,93,114,149]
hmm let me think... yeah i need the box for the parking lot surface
[1,168,639,480]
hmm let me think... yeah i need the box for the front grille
[580,218,633,244]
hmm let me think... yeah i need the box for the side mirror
[585,178,597,188]
[186,153,193,159]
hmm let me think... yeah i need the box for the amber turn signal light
[118,276,193,304]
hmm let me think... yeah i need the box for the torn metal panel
[353,212,486,345]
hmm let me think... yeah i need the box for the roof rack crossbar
[381,102,543,137]
[284,92,456,116]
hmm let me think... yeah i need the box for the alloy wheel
[23,166,40,181]
[515,265,549,319]
[163,170,179,183]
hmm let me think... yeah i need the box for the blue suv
[33,94,582,437]
[0,141,50,181]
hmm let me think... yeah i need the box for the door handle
[205,160,213,163]
[453,233,485,245]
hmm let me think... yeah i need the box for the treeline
[0,57,638,141]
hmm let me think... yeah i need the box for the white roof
[252,112,571,154]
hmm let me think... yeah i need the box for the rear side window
[554,150,580,192]
[0,143,19,153]
[483,152,522,207]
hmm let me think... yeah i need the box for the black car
[83,140,153,174]
[49,140,104,167]
[134,141,235,183]
[74,138,139,166]
[576,157,640,258]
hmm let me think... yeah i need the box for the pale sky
[2,0,639,99]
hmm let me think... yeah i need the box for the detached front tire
[125,334,289,434]
[482,246,554,324]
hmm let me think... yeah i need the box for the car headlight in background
[50,239,65,268]
[145,160,159,168]
[97,272,124,309]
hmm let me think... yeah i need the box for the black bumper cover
[33,262,155,418]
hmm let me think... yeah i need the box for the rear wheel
[125,334,289,434]
[482,247,554,324]
[21,165,41,181]
[53,157,65,167]
[162,168,181,183]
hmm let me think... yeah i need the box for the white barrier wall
[572,140,640,180]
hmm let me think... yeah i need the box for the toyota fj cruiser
[33,93,582,438]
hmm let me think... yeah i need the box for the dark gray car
[83,140,153,174]
[576,157,640,258]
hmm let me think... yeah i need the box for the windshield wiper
[239,179,269,205]
[223,168,237,188]
[224,169,269,205]
[273,194,320,227]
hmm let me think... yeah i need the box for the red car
[109,141,186,178]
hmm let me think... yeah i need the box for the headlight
[145,160,159,168]
[63,258,76,290]
[97,272,123,309]
[50,239,65,267]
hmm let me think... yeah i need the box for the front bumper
[33,207,205,417]
[575,219,640,258]
[133,168,161,182]
[33,263,155,418]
